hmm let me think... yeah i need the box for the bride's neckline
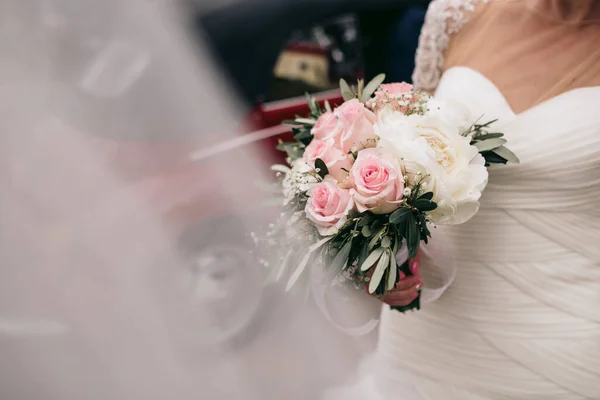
[443,66,600,117]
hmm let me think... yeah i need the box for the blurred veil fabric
[0,1,380,399]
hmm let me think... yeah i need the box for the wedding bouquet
[264,75,518,312]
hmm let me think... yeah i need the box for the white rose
[426,98,475,136]
[375,111,488,225]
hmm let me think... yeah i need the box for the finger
[382,291,419,307]
[393,276,421,291]
[409,257,420,275]
[382,287,419,302]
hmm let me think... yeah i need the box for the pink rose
[334,99,378,153]
[303,138,352,182]
[305,177,355,236]
[368,82,415,114]
[380,82,413,95]
[311,112,342,141]
[348,148,404,214]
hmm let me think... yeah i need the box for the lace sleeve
[412,0,491,92]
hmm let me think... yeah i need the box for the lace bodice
[412,0,492,91]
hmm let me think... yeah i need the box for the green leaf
[405,213,420,259]
[342,90,355,101]
[357,79,365,99]
[295,118,317,125]
[389,207,412,224]
[368,226,386,250]
[360,73,386,103]
[386,252,397,291]
[294,130,312,141]
[331,239,352,272]
[475,119,498,129]
[315,158,329,178]
[357,241,369,270]
[370,219,383,232]
[418,213,431,242]
[368,249,390,294]
[474,138,507,152]
[361,247,384,271]
[361,225,372,237]
[493,145,520,164]
[474,132,504,141]
[305,93,320,115]
[381,236,391,248]
[340,79,355,101]
[358,215,372,227]
[347,209,361,220]
[324,100,332,113]
[482,151,507,165]
[418,192,434,201]
[412,199,438,212]
[392,232,400,254]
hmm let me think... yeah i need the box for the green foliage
[465,118,520,165]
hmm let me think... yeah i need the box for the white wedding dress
[329,1,600,399]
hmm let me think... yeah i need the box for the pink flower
[368,82,415,114]
[311,112,342,141]
[380,82,413,95]
[303,138,353,182]
[334,99,378,153]
[348,148,404,214]
[305,177,355,236]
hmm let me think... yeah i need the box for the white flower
[281,159,317,205]
[426,98,474,135]
[375,110,488,225]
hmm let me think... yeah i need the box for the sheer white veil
[0,0,380,399]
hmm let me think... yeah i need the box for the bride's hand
[370,256,423,307]
[379,275,422,307]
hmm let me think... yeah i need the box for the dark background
[192,0,430,109]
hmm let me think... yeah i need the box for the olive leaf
[340,78,355,101]
[357,241,369,270]
[474,138,507,152]
[482,151,507,165]
[413,199,438,212]
[315,158,329,178]
[331,239,352,272]
[294,118,317,125]
[358,214,372,227]
[361,225,372,237]
[369,249,390,294]
[357,79,365,100]
[368,227,386,250]
[389,207,412,224]
[381,236,392,248]
[361,247,385,271]
[405,213,420,258]
[418,192,434,201]
[386,252,397,291]
[493,145,520,164]
[474,132,504,141]
[360,73,386,103]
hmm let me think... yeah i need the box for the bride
[342,0,600,399]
